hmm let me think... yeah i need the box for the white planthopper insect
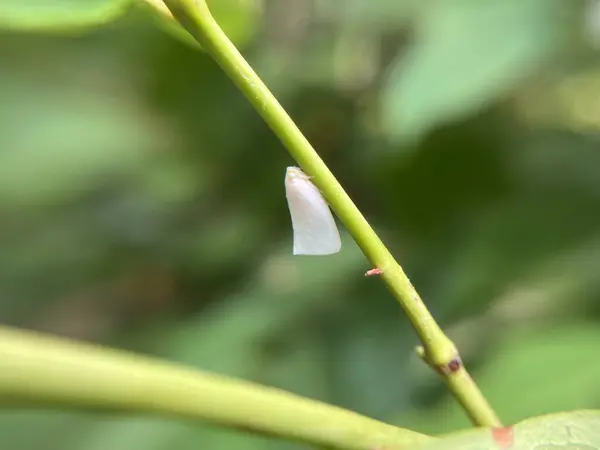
[284,166,341,255]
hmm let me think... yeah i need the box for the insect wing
[285,168,341,255]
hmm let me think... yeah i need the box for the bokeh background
[1,0,600,448]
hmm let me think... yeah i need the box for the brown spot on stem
[437,355,463,375]
[447,357,462,372]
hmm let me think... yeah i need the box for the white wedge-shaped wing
[285,166,341,255]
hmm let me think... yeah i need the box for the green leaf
[0,0,129,31]
[413,410,600,450]
[381,0,576,143]
[0,0,259,46]
[0,68,168,207]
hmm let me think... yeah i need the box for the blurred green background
[1,0,600,448]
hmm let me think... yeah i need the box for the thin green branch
[0,326,430,450]
[160,0,502,428]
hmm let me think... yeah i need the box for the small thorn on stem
[365,268,383,277]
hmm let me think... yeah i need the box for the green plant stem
[160,0,501,428]
[0,326,430,450]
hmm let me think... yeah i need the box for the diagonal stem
[159,0,501,428]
